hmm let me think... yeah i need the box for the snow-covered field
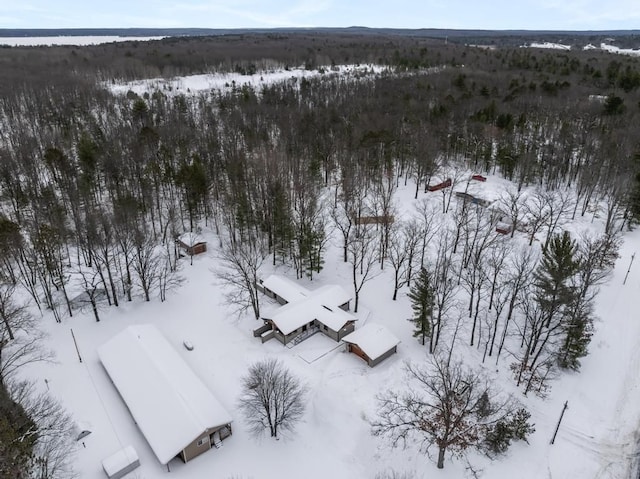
[528,42,572,50]
[0,36,166,46]
[21,173,640,478]
[106,64,389,97]
[525,41,640,56]
[599,43,640,56]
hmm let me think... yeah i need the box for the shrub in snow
[482,408,535,457]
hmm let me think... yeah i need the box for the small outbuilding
[496,222,513,235]
[427,178,452,192]
[102,445,140,479]
[342,323,400,367]
[455,191,492,207]
[176,232,207,256]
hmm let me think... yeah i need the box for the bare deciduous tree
[75,267,105,322]
[157,252,183,302]
[131,236,165,302]
[238,358,307,439]
[496,187,525,238]
[413,199,440,270]
[430,231,459,354]
[575,231,620,299]
[373,356,529,469]
[523,189,550,247]
[215,235,267,320]
[371,171,397,269]
[514,295,563,396]
[347,224,380,313]
[387,224,409,301]
[0,287,51,387]
[542,189,575,251]
[495,246,538,364]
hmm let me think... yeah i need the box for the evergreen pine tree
[297,222,325,280]
[533,231,594,370]
[559,295,594,370]
[533,231,580,327]
[407,267,435,345]
[0,382,37,477]
[270,181,293,264]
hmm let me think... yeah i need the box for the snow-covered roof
[342,323,400,361]
[102,445,139,476]
[178,232,205,247]
[261,274,310,303]
[312,284,352,308]
[98,325,232,465]
[261,279,355,335]
[314,303,357,332]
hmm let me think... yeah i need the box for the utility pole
[70,328,82,363]
[623,253,635,285]
[550,400,569,444]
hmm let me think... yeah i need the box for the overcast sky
[1,0,639,31]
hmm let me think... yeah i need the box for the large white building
[98,324,232,465]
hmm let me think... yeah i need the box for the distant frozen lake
[0,36,165,46]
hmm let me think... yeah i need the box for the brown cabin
[427,178,452,192]
[177,233,207,256]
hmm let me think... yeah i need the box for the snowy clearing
[105,64,390,97]
[527,42,572,50]
[599,43,640,56]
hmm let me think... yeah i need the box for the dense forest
[1,31,639,476]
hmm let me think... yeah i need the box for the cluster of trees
[406,195,619,391]
[0,380,76,479]
[514,230,618,394]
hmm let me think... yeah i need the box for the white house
[98,324,232,465]
[256,275,356,345]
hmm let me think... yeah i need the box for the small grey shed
[102,445,140,479]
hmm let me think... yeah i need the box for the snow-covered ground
[599,43,640,56]
[22,174,640,479]
[527,42,572,50]
[105,64,389,97]
[524,41,640,56]
[0,36,166,46]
